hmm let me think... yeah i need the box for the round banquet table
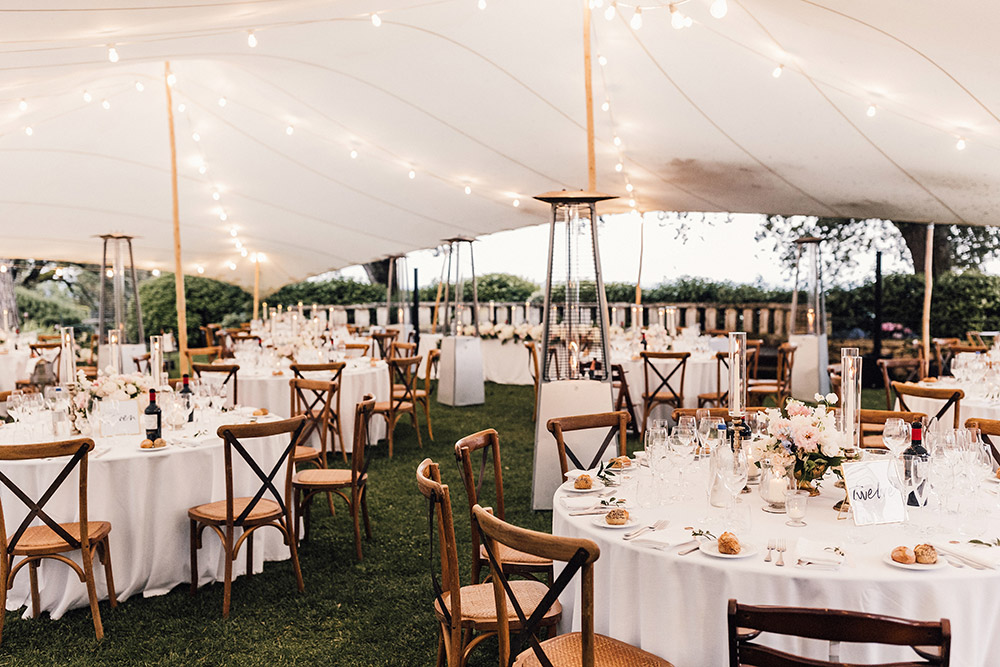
[895,380,1000,426]
[614,352,717,425]
[552,462,1000,666]
[236,359,389,450]
[0,411,294,619]
[0,349,30,393]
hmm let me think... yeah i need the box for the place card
[99,399,142,437]
[842,460,906,526]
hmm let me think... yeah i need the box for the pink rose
[794,425,820,453]
[787,402,811,418]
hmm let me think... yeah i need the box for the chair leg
[351,493,363,561]
[0,562,8,645]
[287,521,305,594]
[336,414,348,464]
[81,546,105,640]
[361,485,373,539]
[326,491,337,518]
[189,520,199,595]
[411,408,423,448]
[641,399,650,435]
[222,529,234,618]
[97,538,118,608]
[386,413,395,458]
[28,560,40,619]
[422,397,434,441]
[246,531,254,578]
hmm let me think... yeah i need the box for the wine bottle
[903,420,927,506]
[179,373,194,422]
[641,332,648,350]
[144,388,162,441]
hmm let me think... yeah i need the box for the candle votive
[785,490,809,526]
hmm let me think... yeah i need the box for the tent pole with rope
[164,61,189,375]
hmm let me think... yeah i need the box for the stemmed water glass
[883,419,911,458]
[713,444,748,512]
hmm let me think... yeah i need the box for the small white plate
[560,479,606,494]
[591,516,638,529]
[699,541,758,559]
[137,445,169,453]
[882,554,948,571]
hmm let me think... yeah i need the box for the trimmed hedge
[139,274,251,346]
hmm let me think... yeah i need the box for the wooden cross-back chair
[454,429,553,586]
[192,363,240,404]
[185,345,222,367]
[407,348,440,441]
[877,358,928,409]
[28,342,63,381]
[290,362,347,462]
[698,348,759,409]
[416,460,560,667]
[671,406,768,422]
[964,418,1000,466]
[188,416,306,617]
[967,331,987,347]
[727,599,950,667]
[288,378,339,477]
[200,325,217,347]
[931,338,961,376]
[474,505,673,667]
[374,355,423,457]
[611,364,641,439]
[0,438,117,643]
[829,371,842,403]
[545,411,629,482]
[293,394,376,560]
[525,342,540,419]
[748,342,796,407]
[36,334,61,343]
[747,339,763,380]
[858,409,927,449]
[389,341,416,359]
[371,330,399,359]
[639,351,690,433]
[133,353,151,374]
[231,333,261,345]
[892,381,964,429]
[344,342,372,358]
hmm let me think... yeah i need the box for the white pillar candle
[149,335,164,387]
[108,328,122,375]
[763,476,789,504]
[665,306,677,335]
[59,326,75,385]
[728,332,747,417]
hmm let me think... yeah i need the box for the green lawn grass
[0,385,886,666]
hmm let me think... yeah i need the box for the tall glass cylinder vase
[842,355,862,455]
[665,307,678,337]
[107,329,122,375]
[728,332,747,417]
[59,327,76,386]
[150,335,165,388]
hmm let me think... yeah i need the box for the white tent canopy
[1,0,998,291]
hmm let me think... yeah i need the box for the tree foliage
[139,274,251,346]
[15,286,89,331]
[266,277,385,307]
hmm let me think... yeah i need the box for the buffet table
[552,462,1000,666]
[0,412,293,619]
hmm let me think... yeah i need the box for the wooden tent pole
[583,1,596,192]
[164,61,189,375]
[635,217,644,305]
[253,257,260,320]
[922,224,934,365]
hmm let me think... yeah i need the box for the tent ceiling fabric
[1,0,997,291]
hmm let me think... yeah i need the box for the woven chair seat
[188,498,281,524]
[697,391,724,401]
[293,468,365,488]
[373,401,413,412]
[515,632,674,667]
[12,521,111,556]
[643,392,681,403]
[394,388,428,400]
[479,543,552,568]
[292,445,321,462]
[434,580,561,630]
[747,384,779,393]
[862,434,885,448]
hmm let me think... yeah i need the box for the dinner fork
[623,519,668,541]
[764,538,775,562]
[775,538,786,566]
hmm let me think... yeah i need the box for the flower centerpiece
[752,394,845,496]
[75,368,159,403]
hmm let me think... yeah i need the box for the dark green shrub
[139,274,251,345]
[266,277,385,307]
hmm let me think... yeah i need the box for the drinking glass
[677,415,696,432]
[882,418,910,457]
[785,490,809,527]
[714,444,748,510]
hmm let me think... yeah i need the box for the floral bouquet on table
[75,368,159,403]
[751,394,845,495]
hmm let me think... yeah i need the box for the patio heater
[97,234,147,373]
[437,237,485,406]
[530,190,616,510]
[385,254,412,340]
[788,236,829,398]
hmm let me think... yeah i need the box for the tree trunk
[892,222,952,279]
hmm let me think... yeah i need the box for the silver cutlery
[796,559,839,570]
[764,538,775,563]
[775,538,786,566]
[932,544,991,570]
[623,519,669,541]
[569,508,613,516]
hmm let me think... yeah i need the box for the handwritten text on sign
[99,400,142,437]
[842,460,906,526]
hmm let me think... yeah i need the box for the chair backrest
[133,353,151,374]
[425,348,441,395]
[965,418,1000,466]
[290,362,345,387]
[454,429,504,582]
[728,599,950,667]
[713,348,758,407]
[640,351,691,404]
[747,339,763,380]
[200,325,216,346]
[776,343,797,392]
[351,395,377,483]
[185,346,222,364]
[672,406,768,422]
[0,390,10,403]
[37,334,61,343]
[877,358,928,409]
[387,355,422,408]
[29,343,62,381]
[546,411,629,480]
[389,341,416,359]
[372,331,399,358]
[828,371,842,401]
[344,342,371,358]
[966,331,987,347]
[949,343,986,355]
[192,363,240,403]
[415,458,463,667]
[288,378,336,456]
[215,416,305,529]
[932,337,961,376]
[474,504,600,667]
[860,409,927,427]
[0,438,96,558]
[891,382,963,428]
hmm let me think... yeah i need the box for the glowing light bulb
[956,137,967,150]
[17,98,27,112]
[478,0,486,9]
[866,104,877,117]
[0,265,6,273]
[198,165,207,174]
[615,162,623,172]
[464,185,472,195]
[135,81,145,93]
[83,91,92,103]
[257,253,266,262]
[613,135,622,147]
[230,228,238,237]
[219,211,228,221]
[601,99,610,112]
[285,125,294,135]
[227,262,236,271]
[240,248,248,257]
[512,199,520,207]
[371,13,382,27]
[630,7,642,29]
[177,103,185,113]
[671,6,685,29]
[192,132,200,142]
[597,54,607,67]
[235,240,243,250]
[107,45,119,63]
[106,268,114,278]
[408,170,416,179]
[772,64,784,78]
[710,0,728,18]
[604,2,616,20]
[247,30,257,48]
[101,99,110,110]
[24,126,33,136]
[218,97,227,107]
[629,198,636,207]
[212,191,220,201]
[151,269,161,277]
[167,73,177,86]
[350,149,358,159]
[684,16,693,27]
[626,183,634,192]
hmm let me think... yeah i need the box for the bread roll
[610,456,632,469]
[140,439,154,449]
[605,508,629,525]
[718,531,741,555]
[914,544,937,564]
[253,408,269,416]
[574,474,593,490]
[891,546,916,564]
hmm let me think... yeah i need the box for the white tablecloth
[481,339,533,385]
[615,352,717,425]
[0,349,30,392]
[552,464,1000,666]
[894,380,1000,426]
[0,414,293,619]
[236,361,390,450]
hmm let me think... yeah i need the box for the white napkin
[631,525,688,548]
[936,542,1000,569]
[560,497,599,510]
[795,538,846,567]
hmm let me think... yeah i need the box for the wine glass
[882,419,910,457]
[677,415,696,432]
[713,444,748,511]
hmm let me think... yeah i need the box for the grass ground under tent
[0,384,885,666]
